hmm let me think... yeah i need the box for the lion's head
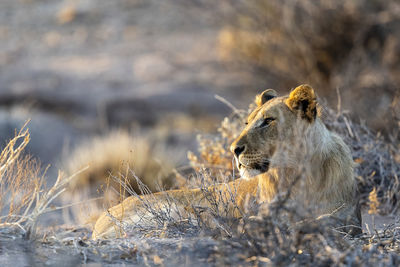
[230,84,319,179]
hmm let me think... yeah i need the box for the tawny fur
[92,85,361,239]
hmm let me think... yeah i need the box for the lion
[92,84,361,239]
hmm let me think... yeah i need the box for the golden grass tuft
[62,130,181,225]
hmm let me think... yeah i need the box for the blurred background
[0,0,399,224]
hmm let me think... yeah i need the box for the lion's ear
[285,84,317,122]
[255,89,277,106]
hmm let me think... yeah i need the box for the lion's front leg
[92,188,206,239]
[92,195,141,240]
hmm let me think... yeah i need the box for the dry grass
[0,122,40,230]
[0,122,85,239]
[61,130,182,225]
[322,100,400,214]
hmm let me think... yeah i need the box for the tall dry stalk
[0,122,87,238]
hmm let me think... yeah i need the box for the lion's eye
[258,118,275,128]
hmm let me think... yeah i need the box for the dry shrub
[0,123,42,227]
[323,103,400,214]
[0,123,82,238]
[218,0,400,132]
[218,0,360,88]
[62,130,182,225]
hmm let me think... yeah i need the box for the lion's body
[92,85,361,239]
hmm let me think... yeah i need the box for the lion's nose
[232,145,246,157]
